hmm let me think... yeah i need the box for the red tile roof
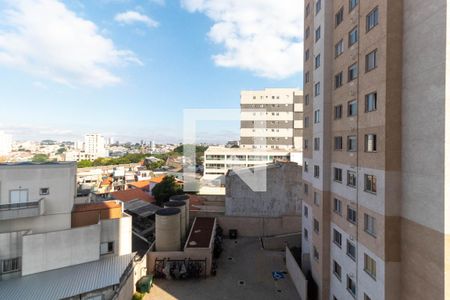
[73,200,122,213]
[128,180,150,189]
[111,189,155,203]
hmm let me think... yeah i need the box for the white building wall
[22,224,101,276]
[0,132,12,156]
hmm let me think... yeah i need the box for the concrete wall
[225,162,302,217]
[22,224,100,275]
[101,214,132,256]
[286,246,308,300]
[217,215,301,237]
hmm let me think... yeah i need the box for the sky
[0,0,303,143]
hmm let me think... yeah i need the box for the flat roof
[205,146,290,155]
[72,200,122,213]
[0,253,134,300]
[124,199,161,218]
[185,217,215,248]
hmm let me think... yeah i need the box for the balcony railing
[0,198,44,221]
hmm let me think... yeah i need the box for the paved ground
[146,238,299,300]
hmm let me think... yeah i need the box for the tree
[32,154,50,163]
[57,147,66,154]
[77,160,93,168]
[152,175,183,205]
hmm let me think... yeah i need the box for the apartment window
[100,241,114,255]
[304,206,309,218]
[347,240,356,260]
[314,219,320,233]
[364,253,377,279]
[347,275,356,297]
[349,27,358,46]
[314,165,320,178]
[304,139,309,150]
[314,137,320,151]
[333,260,342,280]
[348,100,357,116]
[304,228,309,240]
[365,92,377,112]
[348,63,358,81]
[304,183,309,194]
[333,198,342,215]
[313,246,319,261]
[305,71,310,84]
[306,3,310,17]
[314,82,321,96]
[347,206,357,224]
[334,136,343,151]
[315,54,321,69]
[315,26,321,43]
[334,105,343,119]
[365,134,377,152]
[314,110,320,124]
[304,116,309,128]
[10,189,29,204]
[305,94,310,105]
[333,229,342,247]
[1,257,21,274]
[366,49,377,72]
[364,174,377,193]
[305,49,310,62]
[364,213,377,237]
[304,161,309,172]
[335,72,343,89]
[347,135,357,152]
[335,39,344,57]
[334,168,343,182]
[349,0,358,12]
[335,7,344,27]
[305,26,310,39]
[39,188,50,195]
[314,192,320,206]
[347,170,357,187]
[366,7,379,32]
[315,0,321,15]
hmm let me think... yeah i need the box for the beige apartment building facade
[240,88,303,150]
[302,0,449,300]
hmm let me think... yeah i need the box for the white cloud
[181,0,303,80]
[0,0,141,87]
[115,11,159,28]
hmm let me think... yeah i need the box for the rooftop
[185,217,215,248]
[72,200,123,213]
[124,199,161,218]
[0,253,134,300]
[111,189,155,203]
[128,180,151,189]
[205,146,290,155]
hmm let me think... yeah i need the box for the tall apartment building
[240,88,303,150]
[301,1,448,300]
[84,133,108,158]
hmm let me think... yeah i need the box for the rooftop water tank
[170,194,190,232]
[155,208,181,251]
[164,200,186,243]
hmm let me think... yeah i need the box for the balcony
[0,198,45,221]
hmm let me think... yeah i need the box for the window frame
[335,39,344,58]
[347,135,357,152]
[334,136,343,151]
[366,6,379,32]
[364,174,377,194]
[364,213,377,237]
[364,134,377,152]
[333,229,342,247]
[347,100,357,117]
[366,49,377,72]
[333,198,342,215]
[347,206,357,224]
[364,253,377,280]
[365,92,377,112]
[346,240,356,261]
[348,63,358,82]
[348,26,358,47]
[334,167,343,182]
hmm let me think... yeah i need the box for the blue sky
[0,0,303,143]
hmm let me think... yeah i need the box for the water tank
[155,208,181,251]
[170,194,190,232]
[164,201,186,242]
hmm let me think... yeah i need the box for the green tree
[77,160,93,168]
[57,147,66,154]
[152,175,183,205]
[32,154,50,163]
